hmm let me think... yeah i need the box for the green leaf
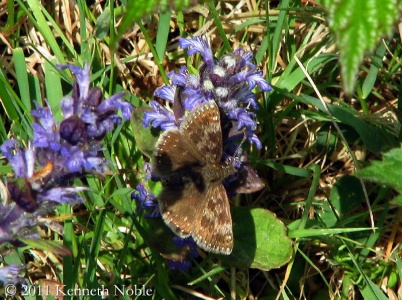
[95,7,111,39]
[330,175,364,214]
[359,276,389,300]
[288,227,373,238]
[155,11,172,61]
[130,107,161,159]
[13,48,31,112]
[44,61,63,118]
[355,146,402,194]
[320,0,401,94]
[221,207,293,271]
[318,175,364,227]
[21,0,66,64]
[316,123,338,156]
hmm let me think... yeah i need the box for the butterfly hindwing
[192,184,233,254]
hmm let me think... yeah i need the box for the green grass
[1,1,402,299]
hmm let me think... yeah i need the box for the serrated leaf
[320,0,401,94]
[221,207,293,270]
[355,146,402,193]
[130,107,161,159]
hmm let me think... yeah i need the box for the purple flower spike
[57,63,90,99]
[167,259,192,271]
[97,93,133,121]
[143,101,177,130]
[154,85,176,103]
[179,36,214,67]
[1,63,133,214]
[132,184,160,218]
[0,265,25,285]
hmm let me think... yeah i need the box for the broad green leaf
[130,107,161,159]
[320,0,401,94]
[221,207,293,271]
[355,146,402,194]
[392,194,402,206]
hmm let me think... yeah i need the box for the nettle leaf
[221,208,293,270]
[355,146,402,194]
[320,0,401,94]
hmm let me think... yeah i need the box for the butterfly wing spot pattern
[153,101,235,255]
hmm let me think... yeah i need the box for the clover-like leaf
[221,207,293,270]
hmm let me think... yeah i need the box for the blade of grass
[77,0,91,63]
[44,61,63,117]
[156,11,172,61]
[0,68,19,122]
[60,204,77,300]
[13,48,31,112]
[84,210,106,290]
[39,3,79,61]
[18,0,66,64]
[294,55,374,230]
[208,0,231,53]
[268,0,290,72]
[0,67,32,134]
[138,22,168,84]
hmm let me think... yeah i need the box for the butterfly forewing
[153,129,202,177]
[180,101,223,165]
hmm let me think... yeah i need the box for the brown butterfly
[153,101,235,254]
